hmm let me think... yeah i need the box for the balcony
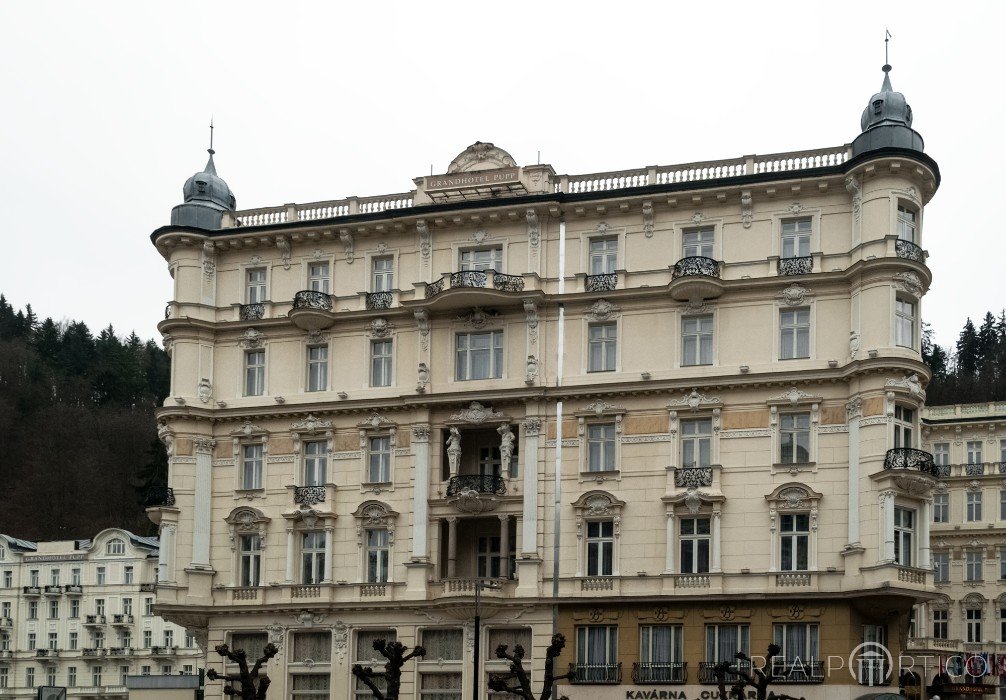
[82,648,106,657]
[238,302,265,321]
[150,645,176,657]
[289,290,336,330]
[36,648,60,658]
[84,614,107,626]
[106,647,132,657]
[778,256,813,276]
[293,485,327,506]
[139,583,156,592]
[0,649,12,659]
[440,577,509,600]
[144,485,175,508]
[883,448,938,477]
[112,614,134,626]
[365,291,393,310]
[632,662,687,684]
[674,466,712,488]
[0,617,11,628]
[896,239,926,263]
[771,660,825,684]
[965,463,985,476]
[670,257,723,301]
[65,584,84,595]
[585,273,617,293]
[44,585,63,596]
[424,270,529,306]
[23,585,41,596]
[446,474,507,497]
[569,662,622,684]
[698,661,752,684]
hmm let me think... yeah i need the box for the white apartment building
[0,529,201,698]
[149,61,941,699]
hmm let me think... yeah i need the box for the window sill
[772,461,816,476]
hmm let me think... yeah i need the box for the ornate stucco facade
[0,530,200,698]
[148,64,942,699]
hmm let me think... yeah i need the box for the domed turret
[170,148,236,230]
[851,64,924,157]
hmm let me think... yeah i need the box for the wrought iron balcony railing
[585,273,617,292]
[112,614,133,625]
[292,290,333,311]
[366,291,393,310]
[778,256,813,275]
[239,303,265,321]
[492,271,525,292]
[771,660,825,683]
[632,662,687,684]
[672,256,721,279]
[896,239,925,262]
[425,278,446,298]
[294,485,326,506]
[84,615,106,625]
[568,662,621,684]
[23,586,41,595]
[697,661,753,684]
[884,448,938,476]
[150,645,176,656]
[144,486,175,508]
[82,648,104,657]
[44,585,63,595]
[675,466,713,488]
[446,474,507,497]
[965,463,986,476]
[65,584,84,595]
[36,648,60,657]
[139,583,156,592]
[450,270,488,288]
[933,464,951,477]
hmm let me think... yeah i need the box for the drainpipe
[552,215,566,698]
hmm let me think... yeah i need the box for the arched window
[106,539,125,556]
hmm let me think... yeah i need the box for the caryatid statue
[498,423,515,473]
[446,426,462,476]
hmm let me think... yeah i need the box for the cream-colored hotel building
[147,63,943,700]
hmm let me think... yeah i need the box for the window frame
[365,529,391,583]
[454,330,504,381]
[680,313,714,367]
[778,412,812,465]
[370,255,395,292]
[244,349,266,397]
[893,405,914,449]
[306,344,329,393]
[587,237,618,275]
[245,267,268,304]
[301,530,327,585]
[679,517,711,574]
[933,492,949,523]
[306,261,330,294]
[682,227,715,259]
[893,506,915,567]
[239,534,262,587]
[897,203,918,243]
[575,625,619,681]
[585,520,615,577]
[370,339,393,388]
[586,321,618,373]
[458,246,503,273]
[585,423,618,474]
[779,307,811,360]
[240,443,265,491]
[966,550,984,582]
[303,440,328,487]
[780,217,812,259]
[366,435,393,485]
[933,551,950,583]
[895,297,917,350]
[967,490,983,523]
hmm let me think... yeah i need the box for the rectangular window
[228,632,268,662]
[705,625,750,663]
[366,530,390,583]
[683,228,714,258]
[367,436,392,484]
[304,441,327,486]
[638,625,684,682]
[459,247,502,272]
[28,632,36,650]
[302,531,326,585]
[586,521,614,576]
[966,609,982,643]
[681,315,713,366]
[2,571,9,587]
[589,238,618,275]
[28,601,37,619]
[1001,548,1006,581]
[91,666,102,686]
[772,623,820,679]
[96,567,106,585]
[781,218,811,258]
[306,345,328,392]
[143,630,152,648]
[372,256,394,292]
[934,492,949,523]
[966,550,984,582]
[69,632,78,650]
[586,424,617,473]
[679,517,710,574]
[894,507,915,567]
[122,598,132,616]
[50,569,59,586]
[246,268,267,303]
[680,419,712,469]
[780,413,811,464]
[370,340,393,387]
[893,406,914,449]
[48,600,59,619]
[0,667,7,688]
[355,630,396,699]
[242,444,264,490]
[68,666,76,686]
[967,491,983,522]
[587,323,617,372]
[47,668,57,686]
[245,350,265,396]
[419,629,462,700]
[71,568,81,585]
[575,625,618,682]
[164,630,174,647]
[933,552,950,583]
[26,667,34,688]
[455,331,503,381]
[780,308,810,359]
[307,262,330,293]
[476,534,514,579]
[29,570,39,587]
[895,299,916,349]
[897,205,917,243]
[968,440,984,465]
[292,674,331,699]
[240,535,262,587]
[1001,491,1006,521]
[933,443,950,466]
[780,513,810,571]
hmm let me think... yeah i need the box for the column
[919,499,931,569]
[881,491,896,563]
[447,517,458,579]
[323,525,334,584]
[499,515,510,580]
[768,510,778,572]
[521,419,541,556]
[664,512,675,574]
[191,439,215,569]
[412,426,431,560]
[285,528,296,583]
[711,510,722,573]
[158,524,174,584]
[847,399,862,547]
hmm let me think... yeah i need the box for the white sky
[1,0,1002,349]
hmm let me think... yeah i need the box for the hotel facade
[148,63,941,699]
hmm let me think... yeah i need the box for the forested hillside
[0,295,169,540]
[924,311,1006,405]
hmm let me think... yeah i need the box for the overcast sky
[1,1,1001,349]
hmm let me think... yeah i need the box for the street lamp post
[473,578,502,700]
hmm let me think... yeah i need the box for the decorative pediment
[449,401,507,424]
[668,388,722,411]
[239,328,266,349]
[291,414,334,455]
[765,483,823,511]
[961,592,987,609]
[232,420,268,437]
[458,307,502,329]
[224,507,270,552]
[358,412,396,430]
[885,374,926,400]
[352,501,398,547]
[662,487,724,515]
[572,491,626,539]
[586,299,620,321]
[767,387,822,407]
[576,399,627,418]
[777,284,812,307]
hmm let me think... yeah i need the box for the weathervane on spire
[884,29,892,69]
[209,118,215,155]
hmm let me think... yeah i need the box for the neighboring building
[149,62,940,699]
[907,402,1006,695]
[0,529,201,699]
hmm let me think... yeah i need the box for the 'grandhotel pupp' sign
[426,167,520,191]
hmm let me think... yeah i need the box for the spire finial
[884,29,892,71]
[208,118,215,155]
